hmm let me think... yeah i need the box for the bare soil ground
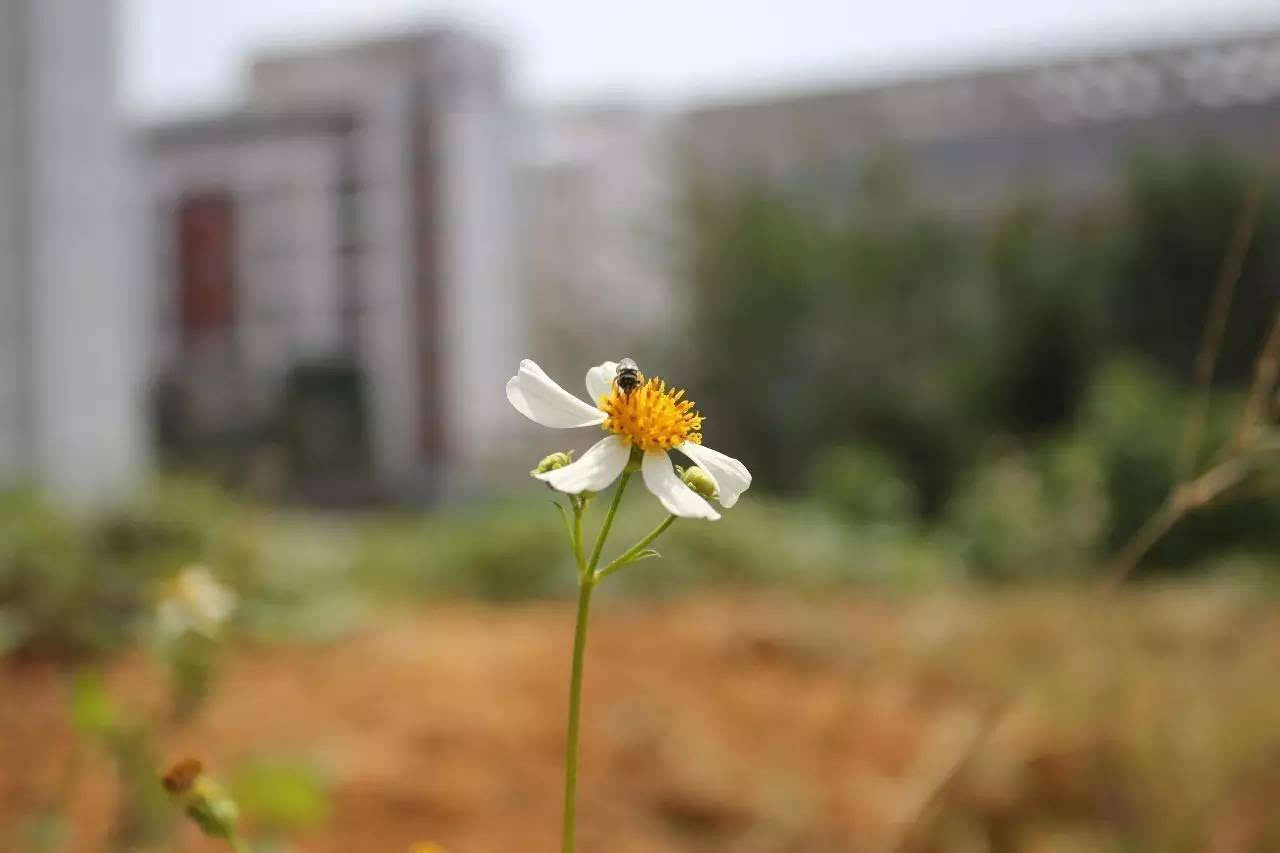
[4,589,1280,852]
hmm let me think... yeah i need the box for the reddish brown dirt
[3,591,1277,852]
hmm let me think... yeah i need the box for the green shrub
[939,415,1111,582]
[0,478,367,657]
[808,444,920,527]
[354,501,573,601]
[0,491,131,656]
[1080,359,1280,572]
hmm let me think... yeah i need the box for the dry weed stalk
[1174,180,1267,484]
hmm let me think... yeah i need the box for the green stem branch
[596,515,677,581]
[585,471,631,574]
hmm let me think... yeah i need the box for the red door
[177,193,235,344]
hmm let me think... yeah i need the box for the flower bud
[161,757,203,795]
[530,451,574,477]
[681,466,718,500]
[162,758,240,840]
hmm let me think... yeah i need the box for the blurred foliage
[684,178,981,511]
[356,503,575,601]
[1,434,1276,668]
[0,478,368,658]
[944,436,1109,582]
[1080,360,1280,573]
[2,154,1267,662]
[8,145,1280,654]
[230,756,331,836]
[71,671,176,850]
[807,444,920,527]
[1118,150,1280,383]
[683,146,1280,577]
[983,200,1115,436]
[161,631,222,724]
[0,477,954,661]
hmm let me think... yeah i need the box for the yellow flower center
[599,377,703,453]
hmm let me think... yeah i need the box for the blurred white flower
[506,359,751,520]
[157,565,237,639]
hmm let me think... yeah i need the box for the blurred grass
[2,432,1277,662]
[852,583,1280,850]
[0,471,970,659]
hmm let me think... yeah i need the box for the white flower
[506,359,751,520]
[157,565,237,639]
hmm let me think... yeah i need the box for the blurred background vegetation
[5,147,1280,851]
[4,148,1279,668]
[681,146,1280,581]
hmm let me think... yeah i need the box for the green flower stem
[595,514,677,581]
[561,573,594,853]
[571,498,586,577]
[228,835,251,853]
[585,470,631,574]
[562,471,632,853]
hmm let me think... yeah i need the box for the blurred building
[679,31,1280,211]
[520,106,679,374]
[144,28,522,500]
[518,32,1280,376]
[138,24,1280,501]
[0,0,146,504]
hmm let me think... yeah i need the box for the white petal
[536,435,631,494]
[641,450,720,520]
[584,360,619,404]
[679,443,752,508]
[506,359,606,428]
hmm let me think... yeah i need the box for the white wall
[521,106,679,371]
[0,0,29,480]
[251,54,427,491]
[427,37,526,485]
[248,30,524,494]
[0,0,146,503]
[27,0,146,503]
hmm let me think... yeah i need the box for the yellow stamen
[598,377,703,453]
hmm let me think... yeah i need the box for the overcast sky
[122,0,1280,118]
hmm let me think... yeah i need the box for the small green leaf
[550,501,573,540]
[622,549,661,565]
